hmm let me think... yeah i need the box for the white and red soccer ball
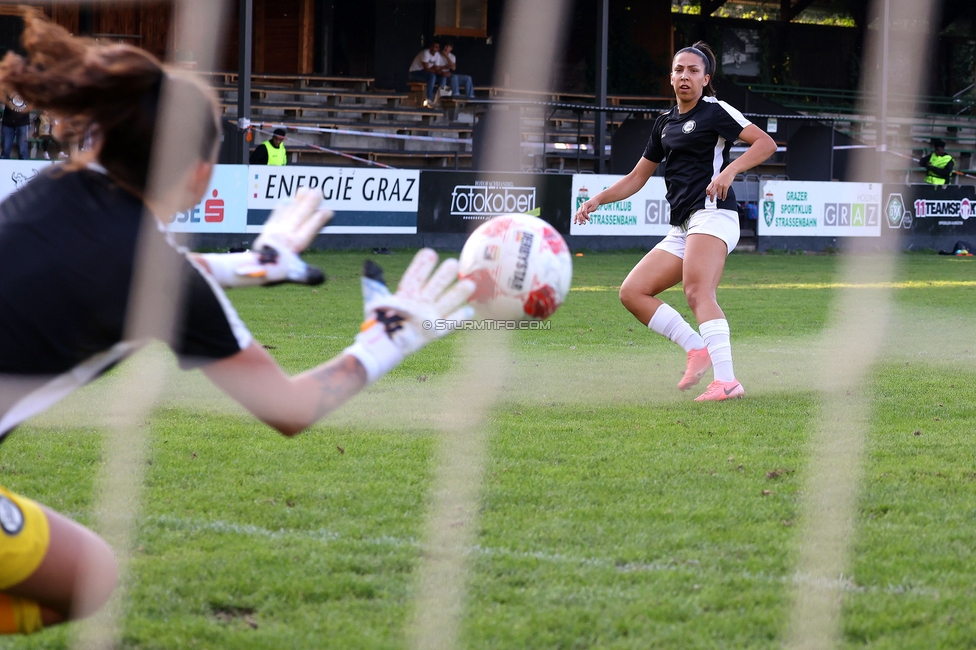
[458,214,572,321]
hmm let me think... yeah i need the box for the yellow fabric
[264,140,287,166]
[0,595,42,634]
[0,486,50,590]
[15,597,42,633]
[925,153,952,185]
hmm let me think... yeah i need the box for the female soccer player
[0,12,473,634]
[574,41,776,402]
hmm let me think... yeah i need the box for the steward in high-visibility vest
[921,139,953,185]
[249,129,287,165]
[263,139,287,165]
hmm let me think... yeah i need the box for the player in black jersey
[575,41,776,402]
[0,11,473,634]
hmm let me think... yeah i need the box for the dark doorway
[0,15,23,60]
[333,0,376,77]
[374,1,431,91]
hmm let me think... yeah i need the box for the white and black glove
[344,248,475,385]
[199,189,333,288]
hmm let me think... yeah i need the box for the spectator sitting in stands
[250,128,287,166]
[408,40,443,108]
[438,42,474,99]
[920,138,953,186]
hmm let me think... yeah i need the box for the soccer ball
[458,214,572,320]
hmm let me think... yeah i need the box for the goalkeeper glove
[199,190,332,288]
[344,249,475,385]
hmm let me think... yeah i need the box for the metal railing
[744,83,976,116]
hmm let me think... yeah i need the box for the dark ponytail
[674,41,717,97]
[0,9,219,196]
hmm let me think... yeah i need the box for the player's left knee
[619,277,650,310]
[683,285,716,312]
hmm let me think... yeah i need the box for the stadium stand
[206,74,679,170]
[204,72,975,179]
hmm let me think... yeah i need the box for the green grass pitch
[6,249,976,649]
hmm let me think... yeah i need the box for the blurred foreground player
[0,11,473,634]
[574,42,776,401]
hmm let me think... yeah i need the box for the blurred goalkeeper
[0,11,473,635]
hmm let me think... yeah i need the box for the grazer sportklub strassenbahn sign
[759,180,882,238]
[569,174,672,236]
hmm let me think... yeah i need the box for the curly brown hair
[0,9,220,196]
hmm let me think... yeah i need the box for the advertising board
[759,181,882,238]
[569,174,672,236]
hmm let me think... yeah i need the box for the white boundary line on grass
[141,514,944,600]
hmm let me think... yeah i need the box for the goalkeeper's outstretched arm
[201,343,366,436]
[201,249,474,436]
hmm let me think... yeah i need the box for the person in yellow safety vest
[920,138,953,186]
[249,128,287,165]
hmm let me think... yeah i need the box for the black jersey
[643,96,752,226]
[0,166,251,437]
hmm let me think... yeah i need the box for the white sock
[699,319,735,382]
[648,303,705,352]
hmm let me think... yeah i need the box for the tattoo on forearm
[309,355,367,421]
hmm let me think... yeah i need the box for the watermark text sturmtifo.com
[422,319,552,331]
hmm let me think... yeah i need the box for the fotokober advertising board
[417,171,572,234]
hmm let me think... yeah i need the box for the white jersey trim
[162,218,252,352]
[186,255,254,351]
[707,135,726,209]
[0,341,141,438]
[703,96,752,131]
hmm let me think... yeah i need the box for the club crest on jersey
[682,120,696,134]
[0,495,24,535]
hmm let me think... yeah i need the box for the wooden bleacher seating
[222,101,443,124]
[207,74,684,170]
[201,71,374,92]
